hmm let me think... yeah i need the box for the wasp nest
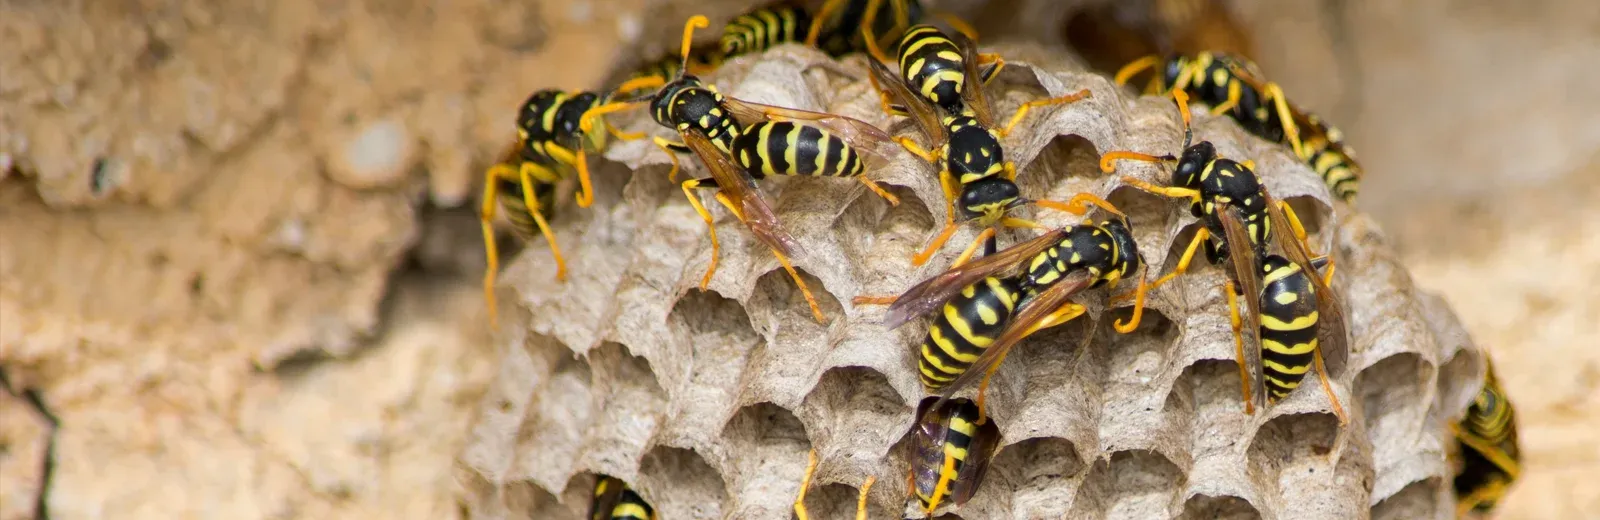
[456,39,1486,519]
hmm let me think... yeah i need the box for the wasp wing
[929,270,1096,407]
[1218,202,1268,412]
[721,96,899,169]
[952,31,997,129]
[949,411,1002,506]
[910,397,955,502]
[680,128,804,258]
[865,54,947,147]
[1262,189,1349,378]
[882,228,1069,329]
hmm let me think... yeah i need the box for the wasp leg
[681,177,722,290]
[976,302,1087,423]
[1225,279,1256,416]
[655,137,690,182]
[910,169,962,267]
[1112,272,1151,333]
[578,98,649,135]
[1452,425,1524,481]
[1455,479,1509,520]
[794,448,821,520]
[1262,81,1306,159]
[604,119,645,141]
[1210,80,1241,116]
[852,294,899,305]
[714,192,828,323]
[1114,55,1162,87]
[806,0,850,47]
[1152,227,1210,291]
[1117,174,1202,202]
[1312,341,1350,425]
[855,475,877,520]
[480,164,511,327]
[1033,191,1126,218]
[895,136,939,163]
[544,143,599,208]
[516,162,569,283]
[976,53,1006,85]
[998,89,1092,139]
[1276,200,1335,282]
[950,227,997,269]
[1100,150,1177,174]
[859,175,901,206]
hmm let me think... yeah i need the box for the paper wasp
[580,15,902,323]
[860,23,1095,267]
[905,397,1001,517]
[1101,89,1350,423]
[1114,52,1363,203]
[1452,359,1521,518]
[590,475,656,520]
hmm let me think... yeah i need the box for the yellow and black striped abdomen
[732,121,864,179]
[590,475,655,520]
[495,174,556,242]
[720,5,809,58]
[918,276,1023,391]
[1298,116,1361,203]
[1256,255,1319,402]
[914,399,984,510]
[897,24,966,114]
[1464,375,1518,449]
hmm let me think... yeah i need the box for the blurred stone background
[0,0,1595,518]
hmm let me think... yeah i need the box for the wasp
[905,397,1002,516]
[1453,360,1521,518]
[1101,89,1350,423]
[579,15,902,323]
[1114,52,1363,203]
[857,195,1162,425]
[860,23,1095,267]
[590,475,657,520]
[719,4,811,59]
[479,85,656,325]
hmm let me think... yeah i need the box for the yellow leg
[976,53,1006,85]
[806,0,850,47]
[1118,175,1202,201]
[1210,81,1241,116]
[855,475,876,520]
[681,178,721,290]
[517,163,569,284]
[654,136,686,182]
[1033,191,1125,218]
[925,453,957,515]
[770,239,828,324]
[895,136,938,163]
[480,165,509,327]
[852,294,898,305]
[858,175,901,206]
[1114,55,1162,87]
[1455,479,1508,519]
[1100,151,1174,174]
[910,170,962,267]
[574,147,596,208]
[604,119,644,141]
[998,89,1093,139]
[998,217,1048,230]
[950,227,996,268]
[794,448,820,520]
[1225,279,1256,416]
[612,76,666,99]
[1313,343,1350,425]
[579,99,648,135]
[1150,228,1210,291]
[936,10,981,41]
[1278,200,1336,284]
[1112,273,1150,333]
[976,303,1086,423]
[1263,82,1306,159]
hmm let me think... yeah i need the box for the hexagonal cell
[838,183,930,280]
[717,402,814,519]
[986,436,1090,518]
[454,470,587,520]
[1178,494,1261,520]
[801,482,881,520]
[796,367,914,485]
[1069,449,1185,520]
[659,290,760,449]
[636,446,729,520]
[1431,349,1485,426]
[577,342,671,478]
[1371,477,1447,520]
[510,350,598,494]
[1096,311,1190,458]
[989,309,1100,431]
[1245,412,1340,505]
[1020,134,1103,208]
[748,257,845,326]
[1357,353,1434,471]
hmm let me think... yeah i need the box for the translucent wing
[720,96,899,169]
[952,31,997,129]
[883,228,1069,329]
[910,398,954,501]
[1218,203,1267,411]
[680,128,803,257]
[930,270,1096,404]
[949,413,1001,506]
[865,54,947,146]
[1263,189,1349,378]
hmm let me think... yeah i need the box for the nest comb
[455,38,1487,520]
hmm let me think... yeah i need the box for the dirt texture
[1,0,1596,519]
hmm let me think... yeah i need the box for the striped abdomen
[1257,255,1319,402]
[1297,114,1361,203]
[918,276,1023,391]
[589,476,655,520]
[496,175,556,241]
[913,399,984,510]
[1463,374,1518,452]
[720,5,809,57]
[897,25,967,114]
[732,121,864,179]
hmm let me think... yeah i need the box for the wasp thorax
[1102,218,1142,279]
[945,118,1004,177]
[650,76,704,127]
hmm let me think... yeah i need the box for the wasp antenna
[680,15,710,75]
[1171,89,1194,149]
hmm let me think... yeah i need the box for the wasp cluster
[458,6,1498,520]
